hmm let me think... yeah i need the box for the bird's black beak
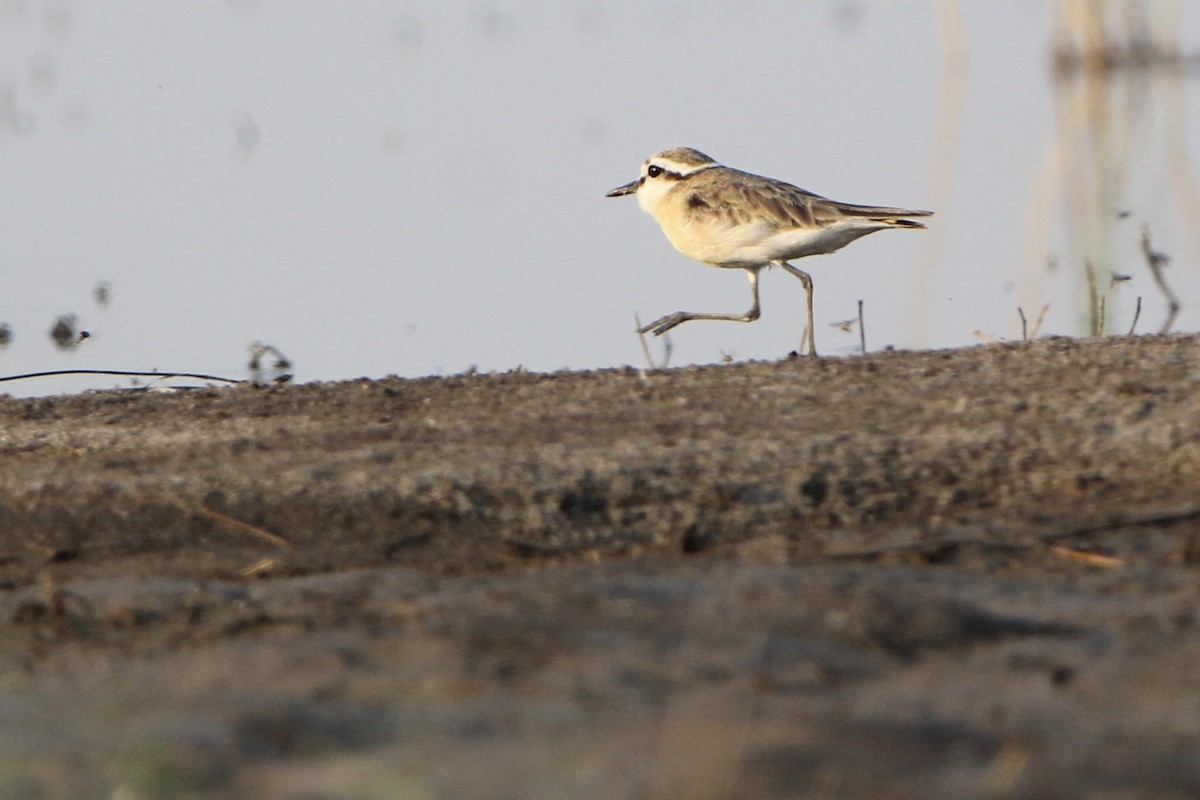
[605,178,640,198]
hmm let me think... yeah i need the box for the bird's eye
[647,165,663,178]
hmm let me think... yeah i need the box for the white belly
[659,214,873,269]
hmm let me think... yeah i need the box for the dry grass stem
[634,314,672,370]
[971,329,1002,345]
[1028,304,1049,339]
[1047,544,1124,568]
[1044,506,1200,543]
[858,299,866,355]
[195,504,289,548]
[240,557,280,577]
[1141,226,1180,334]
[1128,296,1143,336]
[1083,260,1104,336]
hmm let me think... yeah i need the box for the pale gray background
[2,1,1198,394]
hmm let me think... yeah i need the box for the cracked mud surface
[2,335,1200,798]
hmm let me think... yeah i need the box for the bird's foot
[637,312,690,336]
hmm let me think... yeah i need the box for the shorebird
[607,147,931,356]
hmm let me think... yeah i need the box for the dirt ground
[2,334,1200,799]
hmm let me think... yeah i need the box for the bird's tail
[834,202,933,228]
[878,217,928,229]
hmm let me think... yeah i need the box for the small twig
[1128,296,1142,336]
[503,536,584,557]
[979,303,1044,346]
[634,314,655,369]
[633,314,671,370]
[195,504,289,548]
[829,506,1200,564]
[1083,259,1101,335]
[857,299,866,355]
[0,368,242,385]
[1097,295,1106,336]
[1141,225,1180,334]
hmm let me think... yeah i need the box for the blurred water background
[2,0,1199,395]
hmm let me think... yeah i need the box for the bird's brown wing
[679,167,932,230]
[724,169,932,228]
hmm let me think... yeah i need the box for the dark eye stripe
[646,165,685,181]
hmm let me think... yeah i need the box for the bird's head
[606,147,719,214]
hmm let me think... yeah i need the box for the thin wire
[0,369,242,385]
